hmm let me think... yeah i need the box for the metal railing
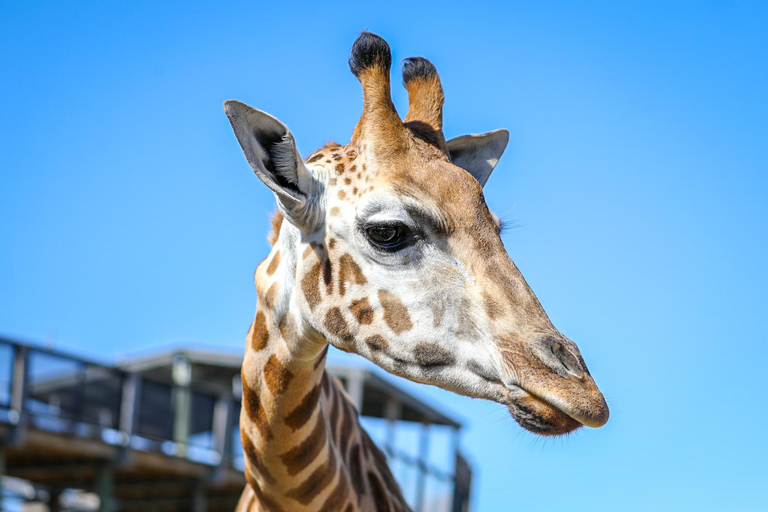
[0,337,470,512]
[0,337,239,470]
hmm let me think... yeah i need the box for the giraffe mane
[267,210,284,247]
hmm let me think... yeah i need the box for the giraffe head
[225,33,609,436]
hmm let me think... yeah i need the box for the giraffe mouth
[504,385,585,436]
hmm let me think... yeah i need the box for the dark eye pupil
[367,226,399,243]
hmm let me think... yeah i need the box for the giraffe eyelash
[497,215,519,235]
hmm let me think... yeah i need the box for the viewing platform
[0,336,471,512]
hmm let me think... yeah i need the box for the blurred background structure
[0,336,469,512]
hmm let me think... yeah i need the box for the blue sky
[2,1,767,510]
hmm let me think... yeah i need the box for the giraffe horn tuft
[349,31,392,77]
[349,32,407,153]
[402,56,437,84]
[402,56,447,153]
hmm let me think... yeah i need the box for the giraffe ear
[224,100,317,226]
[446,129,509,187]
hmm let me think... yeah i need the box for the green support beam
[191,480,208,512]
[96,462,115,512]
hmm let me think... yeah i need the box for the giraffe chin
[505,387,584,436]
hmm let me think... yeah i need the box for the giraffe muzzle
[504,375,609,436]
[500,334,610,435]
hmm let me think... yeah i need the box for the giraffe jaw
[504,384,606,436]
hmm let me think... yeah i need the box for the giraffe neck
[238,219,410,512]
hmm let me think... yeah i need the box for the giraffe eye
[365,224,408,250]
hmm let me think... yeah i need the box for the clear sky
[2,1,767,510]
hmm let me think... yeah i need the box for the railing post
[191,479,208,512]
[383,397,400,457]
[119,373,141,437]
[0,440,6,494]
[452,446,472,512]
[10,345,29,446]
[172,354,192,457]
[117,372,140,465]
[212,392,233,465]
[95,461,115,512]
[414,421,430,512]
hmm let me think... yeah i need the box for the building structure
[0,336,471,512]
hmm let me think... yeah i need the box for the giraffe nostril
[542,336,586,378]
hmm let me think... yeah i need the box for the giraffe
[224,32,609,512]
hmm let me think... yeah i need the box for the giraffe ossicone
[226,31,609,512]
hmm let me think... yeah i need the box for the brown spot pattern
[329,381,340,441]
[322,257,333,293]
[339,401,357,457]
[278,314,297,341]
[284,382,322,430]
[250,482,286,512]
[285,451,337,505]
[349,297,374,324]
[251,311,269,351]
[280,418,326,476]
[320,474,350,511]
[301,262,322,310]
[262,282,277,309]
[241,373,272,440]
[339,253,368,295]
[324,307,354,343]
[263,354,293,396]
[241,429,275,485]
[365,335,389,352]
[414,342,456,367]
[378,289,413,334]
[267,211,284,247]
[368,471,392,512]
[266,250,280,275]
[363,429,403,502]
[348,443,366,496]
